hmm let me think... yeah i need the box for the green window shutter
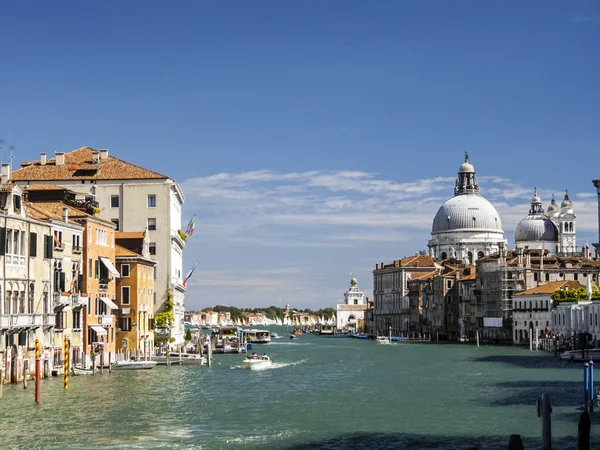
[29,232,37,257]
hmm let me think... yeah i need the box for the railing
[54,242,65,251]
[44,314,56,326]
[9,314,43,327]
[53,292,70,308]
[73,245,82,254]
[0,316,9,328]
[71,294,88,306]
[100,315,113,327]
[99,280,108,291]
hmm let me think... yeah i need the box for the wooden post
[34,338,41,404]
[537,393,552,450]
[179,346,182,363]
[476,331,480,348]
[166,349,171,366]
[100,351,104,375]
[23,359,28,389]
[108,352,112,373]
[208,337,212,368]
[577,410,591,450]
[92,350,96,375]
[584,363,589,411]
[589,359,594,413]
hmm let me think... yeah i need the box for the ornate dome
[547,194,558,215]
[561,191,572,210]
[432,194,503,234]
[515,189,558,243]
[350,277,357,286]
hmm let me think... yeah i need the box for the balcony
[99,280,109,291]
[9,314,43,328]
[73,245,82,254]
[99,315,114,327]
[0,315,9,329]
[53,292,70,308]
[54,242,65,252]
[44,314,56,326]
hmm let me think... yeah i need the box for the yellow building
[115,244,156,359]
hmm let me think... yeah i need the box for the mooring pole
[34,338,41,404]
[536,393,552,450]
[578,410,591,450]
[64,337,69,390]
[589,359,594,412]
[23,359,28,389]
[108,352,112,373]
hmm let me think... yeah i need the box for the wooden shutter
[59,272,66,292]
[77,274,83,293]
[0,228,6,256]
[29,232,37,257]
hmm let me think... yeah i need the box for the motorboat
[375,336,391,344]
[289,334,297,340]
[242,355,272,370]
[112,360,158,370]
[560,349,600,362]
[154,352,207,365]
[72,366,94,375]
[271,332,281,339]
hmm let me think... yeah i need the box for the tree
[185,328,192,342]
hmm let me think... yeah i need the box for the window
[147,194,156,208]
[111,195,120,208]
[121,264,130,277]
[13,194,22,212]
[111,219,120,231]
[446,280,452,289]
[29,232,37,257]
[148,218,157,231]
[533,273,538,282]
[121,286,131,305]
[72,310,81,329]
[53,230,63,249]
[149,242,156,255]
[88,258,92,279]
[96,229,107,246]
[574,273,578,281]
[119,317,131,331]
[545,273,550,282]
[354,299,358,305]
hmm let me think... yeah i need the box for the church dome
[432,194,503,234]
[515,189,558,244]
[459,161,475,173]
[547,194,558,216]
[561,191,572,210]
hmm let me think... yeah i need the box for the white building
[546,192,577,255]
[428,153,505,263]
[11,147,187,345]
[336,277,368,332]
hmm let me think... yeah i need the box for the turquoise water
[0,328,598,449]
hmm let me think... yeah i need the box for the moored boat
[73,366,94,375]
[559,349,600,361]
[112,360,158,370]
[154,352,207,365]
[375,336,390,344]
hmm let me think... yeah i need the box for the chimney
[99,149,109,160]
[55,152,65,166]
[1,163,10,184]
[40,153,47,166]
[91,151,100,164]
[62,207,68,223]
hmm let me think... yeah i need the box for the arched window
[468,252,473,264]
[441,252,447,260]
[545,301,548,310]
[535,301,538,309]
[447,296,452,305]
[569,222,573,232]
[534,273,538,282]
[564,223,568,232]
[477,251,484,259]
[595,313,598,327]
[28,283,34,314]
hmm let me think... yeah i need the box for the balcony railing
[44,314,56,326]
[99,315,113,327]
[9,314,43,328]
[99,280,109,291]
[0,316,9,328]
[53,292,70,308]
[54,242,65,251]
[73,245,82,254]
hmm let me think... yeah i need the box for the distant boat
[112,360,157,370]
[242,355,272,370]
[289,334,296,340]
[375,336,391,344]
[73,366,94,375]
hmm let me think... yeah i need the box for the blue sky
[1,1,599,310]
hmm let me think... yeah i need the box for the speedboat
[73,366,94,375]
[242,355,272,370]
[375,336,390,344]
[289,334,296,340]
[272,332,281,339]
[112,360,158,370]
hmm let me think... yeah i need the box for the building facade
[11,147,187,346]
[336,277,369,332]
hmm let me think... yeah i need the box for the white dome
[432,194,503,234]
[459,162,475,173]
[515,215,558,243]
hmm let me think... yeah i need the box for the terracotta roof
[24,203,82,226]
[410,271,437,281]
[29,201,115,226]
[0,183,17,192]
[116,231,144,239]
[376,255,437,271]
[25,184,67,191]
[115,245,141,258]
[514,280,585,296]
[11,146,168,181]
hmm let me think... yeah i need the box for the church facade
[336,277,369,332]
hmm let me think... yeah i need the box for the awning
[100,297,119,310]
[90,325,107,336]
[100,257,120,278]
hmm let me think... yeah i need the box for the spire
[455,153,479,196]
[529,188,544,215]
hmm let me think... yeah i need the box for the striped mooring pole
[64,337,70,390]
[34,338,41,404]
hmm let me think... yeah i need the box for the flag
[53,233,61,246]
[183,262,198,287]
[185,214,196,237]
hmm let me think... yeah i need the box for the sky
[1,1,599,311]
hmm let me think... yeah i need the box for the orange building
[115,243,156,359]
[26,193,119,366]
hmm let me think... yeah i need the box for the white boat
[272,332,281,339]
[243,329,271,343]
[72,366,94,375]
[375,336,390,344]
[154,352,207,365]
[242,356,272,370]
[112,360,158,370]
[559,349,600,361]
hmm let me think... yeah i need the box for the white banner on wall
[483,317,503,328]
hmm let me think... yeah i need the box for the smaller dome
[561,191,572,209]
[547,195,558,213]
[350,278,357,286]
[531,188,541,205]
[515,216,559,243]
[458,151,475,173]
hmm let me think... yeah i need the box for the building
[0,179,56,382]
[115,244,156,358]
[24,194,87,372]
[11,147,187,346]
[515,189,560,254]
[336,277,369,332]
[513,280,583,345]
[372,255,438,336]
[428,153,505,263]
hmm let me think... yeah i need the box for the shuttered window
[29,232,37,257]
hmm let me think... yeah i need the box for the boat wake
[230,359,308,371]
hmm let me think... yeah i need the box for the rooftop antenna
[9,145,14,169]
[0,138,4,165]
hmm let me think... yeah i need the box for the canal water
[0,328,598,449]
